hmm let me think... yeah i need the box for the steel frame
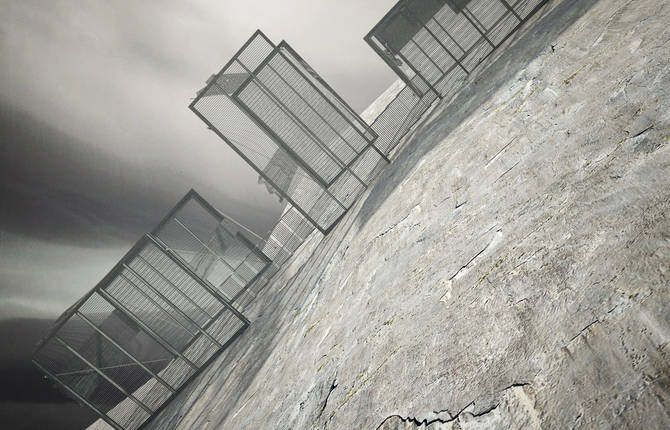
[33,191,258,430]
[190,30,389,235]
[151,189,271,304]
[364,0,550,98]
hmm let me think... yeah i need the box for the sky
[0,0,398,321]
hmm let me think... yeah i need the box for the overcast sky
[0,0,398,320]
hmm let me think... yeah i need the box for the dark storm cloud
[0,102,279,246]
[1,102,165,245]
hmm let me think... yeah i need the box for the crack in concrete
[375,382,531,429]
[493,160,522,184]
[568,318,601,343]
[449,230,503,281]
[624,123,654,139]
[486,136,520,167]
[317,378,338,420]
[374,213,413,240]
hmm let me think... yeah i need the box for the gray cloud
[0,0,398,319]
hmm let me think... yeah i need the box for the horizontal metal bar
[33,360,125,430]
[55,336,154,415]
[118,270,199,339]
[147,235,251,327]
[75,310,177,394]
[97,287,199,370]
[122,263,224,349]
[134,253,215,320]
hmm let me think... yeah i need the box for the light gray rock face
[143,0,670,428]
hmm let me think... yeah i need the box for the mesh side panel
[268,51,370,154]
[35,337,135,428]
[352,146,389,185]
[182,334,219,367]
[137,243,225,319]
[229,202,317,312]
[367,0,547,155]
[103,275,194,353]
[206,308,247,345]
[236,32,275,70]
[121,267,201,338]
[192,32,384,234]
[34,198,251,430]
[153,194,271,305]
[514,0,545,18]
[370,85,421,155]
[57,314,170,412]
[231,290,257,313]
[78,293,176,377]
[128,380,172,417]
[236,76,344,184]
[369,0,548,98]
[329,172,366,208]
[158,357,196,389]
[279,45,376,142]
[192,82,347,233]
[128,251,212,327]
[105,397,152,430]
[369,81,438,156]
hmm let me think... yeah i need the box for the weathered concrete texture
[143,0,670,428]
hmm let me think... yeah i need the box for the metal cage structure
[190,30,389,235]
[151,190,271,306]
[365,0,549,99]
[368,81,441,156]
[32,190,267,430]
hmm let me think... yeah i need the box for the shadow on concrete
[355,0,601,232]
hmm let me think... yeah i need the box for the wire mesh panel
[34,197,250,430]
[190,30,389,234]
[365,0,549,98]
[369,76,440,155]
[235,203,317,308]
[151,190,271,305]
